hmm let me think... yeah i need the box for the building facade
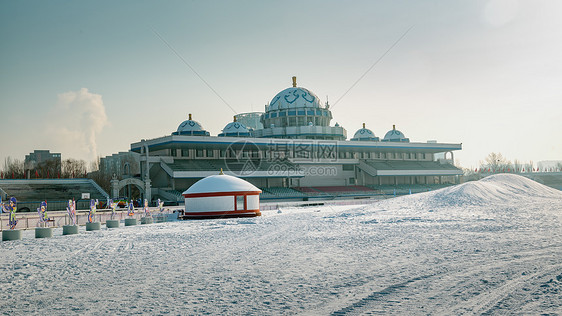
[24,150,62,178]
[105,77,463,201]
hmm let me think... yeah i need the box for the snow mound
[414,174,562,208]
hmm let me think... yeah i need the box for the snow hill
[373,173,562,211]
[431,174,562,205]
[0,174,561,315]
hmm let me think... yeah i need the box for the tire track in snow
[329,274,435,315]
[71,237,104,257]
[484,268,562,315]
[325,245,561,315]
[440,264,562,315]
[432,245,562,315]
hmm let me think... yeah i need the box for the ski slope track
[1,174,561,315]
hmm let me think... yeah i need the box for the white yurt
[181,171,262,218]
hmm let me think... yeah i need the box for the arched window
[123,163,130,176]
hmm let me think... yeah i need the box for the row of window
[170,149,215,158]
[263,116,330,128]
[169,148,431,161]
[352,152,430,160]
[263,109,331,119]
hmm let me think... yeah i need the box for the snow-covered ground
[1,174,561,315]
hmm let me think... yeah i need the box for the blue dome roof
[267,80,324,111]
[218,120,251,137]
[172,114,210,136]
[351,123,379,141]
[382,125,409,142]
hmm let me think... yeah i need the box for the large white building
[105,77,463,202]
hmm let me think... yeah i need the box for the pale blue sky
[1,0,561,168]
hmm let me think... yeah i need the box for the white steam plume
[46,88,109,161]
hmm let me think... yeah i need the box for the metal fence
[15,200,100,212]
[0,207,179,231]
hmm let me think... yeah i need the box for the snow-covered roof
[183,174,261,195]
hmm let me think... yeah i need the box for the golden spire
[189,113,192,120]
[393,124,396,130]
[363,123,366,129]
[233,116,237,122]
[219,168,224,175]
[292,76,297,87]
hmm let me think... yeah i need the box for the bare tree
[513,159,523,173]
[2,157,25,178]
[89,157,100,173]
[35,159,61,178]
[462,167,482,182]
[481,152,512,172]
[524,160,534,173]
[61,159,87,178]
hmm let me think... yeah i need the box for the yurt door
[235,195,245,211]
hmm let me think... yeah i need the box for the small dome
[183,174,261,196]
[173,114,210,136]
[351,123,379,141]
[383,125,410,142]
[218,117,251,137]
